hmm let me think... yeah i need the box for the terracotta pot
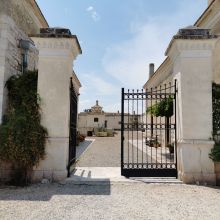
[215,162,220,186]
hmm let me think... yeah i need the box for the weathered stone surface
[0,0,48,35]
[0,15,39,123]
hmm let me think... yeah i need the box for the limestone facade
[143,0,220,184]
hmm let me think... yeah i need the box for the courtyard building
[78,100,140,136]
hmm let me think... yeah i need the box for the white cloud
[82,74,118,96]
[102,1,206,89]
[78,74,119,111]
[79,0,206,112]
[104,102,121,113]
[79,99,93,112]
[86,6,100,22]
[102,22,172,89]
[87,6,94,12]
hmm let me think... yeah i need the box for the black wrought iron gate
[121,81,177,178]
[67,77,78,177]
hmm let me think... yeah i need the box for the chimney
[96,100,99,106]
[149,63,155,78]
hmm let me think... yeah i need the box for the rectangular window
[94,118,99,122]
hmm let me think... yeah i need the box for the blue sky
[36,0,207,112]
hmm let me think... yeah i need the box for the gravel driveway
[1,133,219,220]
[0,182,220,220]
[76,132,145,167]
[76,132,122,167]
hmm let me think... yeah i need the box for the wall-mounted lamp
[19,39,35,72]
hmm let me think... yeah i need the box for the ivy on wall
[0,70,48,185]
[212,83,220,143]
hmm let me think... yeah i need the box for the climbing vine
[0,70,48,185]
[212,83,220,143]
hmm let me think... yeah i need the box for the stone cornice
[31,35,82,54]
[31,37,81,59]
[166,38,218,62]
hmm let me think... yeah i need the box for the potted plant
[167,143,174,154]
[146,138,161,148]
[209,143,220,186]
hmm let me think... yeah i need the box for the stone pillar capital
[31,37,81,60]
[166,38,218,62]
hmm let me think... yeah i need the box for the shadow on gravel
[76,140,94,159]
[0,180,111,201]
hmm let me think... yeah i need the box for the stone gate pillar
[167,34,217,184]
[31,29,81,181]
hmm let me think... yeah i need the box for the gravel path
[76,134,121,167]
[0,183,220,220]
[76,132,144,167]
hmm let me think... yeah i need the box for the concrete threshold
[66,167,183,185]
[130,177,183,184]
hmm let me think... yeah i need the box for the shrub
[0,70,47,186]
[209,143,220,162]
[147,96,173,117]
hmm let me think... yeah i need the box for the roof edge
[194,0,216,26]
[72,70,82,88]
[26,0,49,27]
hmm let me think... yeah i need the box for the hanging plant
[0,70,48,186]
[147,96,174,117]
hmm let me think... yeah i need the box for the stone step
[65,167,183,185]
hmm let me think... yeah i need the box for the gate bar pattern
[121,81,177,178]
[67,77,78,177]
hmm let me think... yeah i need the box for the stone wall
[0,0,47,123]
[0,0,47,35]
[0,15,39,182]
[0,0,47,182]
[0,14,39,122]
